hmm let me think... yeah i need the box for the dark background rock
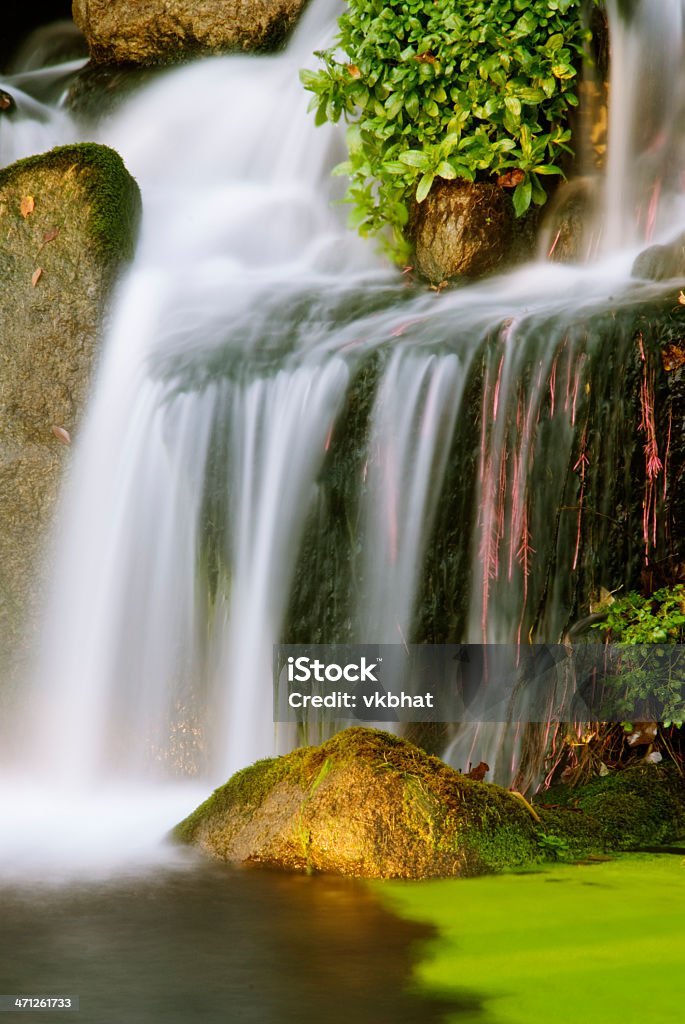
[72,0,310,65]
[0,144,140,692]
[0,2,75,72]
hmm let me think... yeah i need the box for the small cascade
[358,349,462,645]
[602,0,685,250]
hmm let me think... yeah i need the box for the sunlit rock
[73,0,309,65]
[174,727,541,878]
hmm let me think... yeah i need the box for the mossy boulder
[175,727,542,878]
[537,764,685,854]
[72,0,308,65]
[0,143,140,688]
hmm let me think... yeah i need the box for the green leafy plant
[534,829,570,860]
[593,586,685,727]
[301,0,593,261]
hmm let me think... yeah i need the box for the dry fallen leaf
[51,425,71,445]
[36,227,60,255]
[497,169,526,188]
[31,267,43,287]
[662,342,685,371]
[20,195,35,218]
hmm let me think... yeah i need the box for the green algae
[375,854,685,1024]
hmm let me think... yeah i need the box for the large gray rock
[72,0,308,65]
[0,143,140,689]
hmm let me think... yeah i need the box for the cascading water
[2,0,685,876]
[602,0,685,250]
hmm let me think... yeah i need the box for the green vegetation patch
[540,764,685,851]
[591,585,685,726]
[302,0,592,260]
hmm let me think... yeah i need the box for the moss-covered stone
[537,764,685,853]
[175,727,542,878]
[0,142,140,690]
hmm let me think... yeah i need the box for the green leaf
[383,161,411,175]
[385,92,405,118]
[512,178,532,216]
[416,172,435,202]
[399,149,431,169]
[436,161,457,180]
[532,164,563,175]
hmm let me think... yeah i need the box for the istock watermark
[273,644,685,724]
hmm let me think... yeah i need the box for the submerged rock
[72,0,308,65]
[174,727,541,878]
[0,143,140,688]
[411,180,514,284]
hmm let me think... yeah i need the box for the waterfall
[2,0,685,835]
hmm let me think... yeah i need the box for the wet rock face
[632,235,685,281]
[174,727,541,879]
[0,144,140,689]
[541,177,600,263]
[411,180,514,284]
[72,0,309,65]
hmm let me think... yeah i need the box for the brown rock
[72,0,309,65]
[411,180,514,284]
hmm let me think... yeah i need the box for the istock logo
[286,656,379,683]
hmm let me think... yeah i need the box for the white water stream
[1,0,685,874]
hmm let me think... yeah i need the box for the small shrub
[593,586,685,727]
[302,0,593,260]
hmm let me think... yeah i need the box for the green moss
[538,764,685,853]
[0,143,141,265]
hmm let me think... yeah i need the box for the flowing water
[0,0,683,933]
